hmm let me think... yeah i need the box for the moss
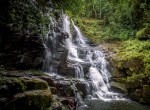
[22,78,48,90]
[4,90,52,110]
[126,74,147,89]
[0,77,27,96]
[112,40,150,78]
[0,76,49,97]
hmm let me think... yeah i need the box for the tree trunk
[92,4,96,18]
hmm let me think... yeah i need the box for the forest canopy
[53,0,150,40]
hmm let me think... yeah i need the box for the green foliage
[0,0,51,38]
[73,17,104,43]
[68,0,150,41]
[136,27,150,40]
[73,17,135,42]
[116,40,150,79]
[52,0,84,16]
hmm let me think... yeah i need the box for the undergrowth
[73,17,135,43]
[118,40,150,79]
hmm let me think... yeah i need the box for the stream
[43,14,150,110]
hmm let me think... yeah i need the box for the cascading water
[62,14,123,101]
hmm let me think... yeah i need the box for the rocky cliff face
[0,26,44,69]
[0,0,77,110]
[0,0,55,70]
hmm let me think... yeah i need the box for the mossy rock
[110,81,127,94]
[1,90,52,110]
[111,55,144,76]
[136,27,150,40]
[126,75,144,89]
[0,77,26,97]
[22,78,48,90]
[0,76,49,97]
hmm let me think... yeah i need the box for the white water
[62,15,124,101]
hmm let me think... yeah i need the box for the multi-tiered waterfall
[62,15,123,101]
[43,14,150,110]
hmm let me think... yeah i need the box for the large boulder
[0,76,49,97]
[57,50,78,77]
[75,81,91,98]
[1,90,52,110]
[110,56,144,76]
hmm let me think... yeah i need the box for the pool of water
[78,99,150,110]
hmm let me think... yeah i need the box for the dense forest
[53,0,150,40]
[0,0,150,110]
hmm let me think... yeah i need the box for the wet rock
[76,81,91,98]
[56,81,75,97]
[51,96,68,110]
[60,97,76,110]
[21,77,48,90]
[78,49,87,59]
[38,76,56,87]
[110,81,127,94]
[50,87,58,94]
[58,61,77,77]
[81,62,91,75]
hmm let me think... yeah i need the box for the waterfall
[62,15,123,101]
[41,14,150,110]
[43,14,124,110]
